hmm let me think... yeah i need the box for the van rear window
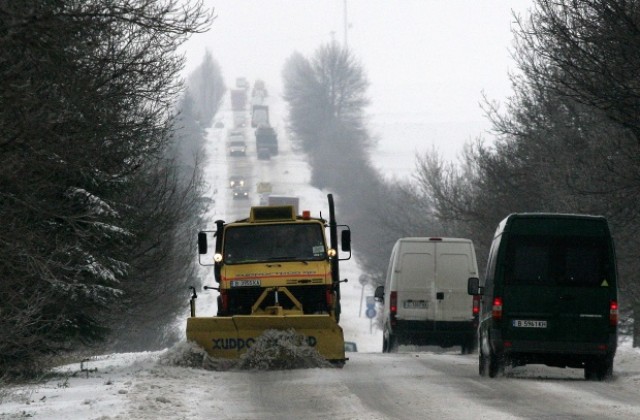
[505,235,608,286]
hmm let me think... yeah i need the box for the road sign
[366,296,375,308]
[366,307,377,319]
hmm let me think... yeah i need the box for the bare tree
[186,50,226,128]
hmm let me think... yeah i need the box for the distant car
[236,77,249,89]
[214,121,224,128]
[228,140,247,156]
[344,341,358,352]
[229,175,246,188]
[232,188,249,200]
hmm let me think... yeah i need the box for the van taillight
[610,300,618,326]
[472,295,480,316]
[492,297,503,320]
[326,287,333,307]
[390,291,398,325]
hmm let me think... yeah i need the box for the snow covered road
[4,345,640,419]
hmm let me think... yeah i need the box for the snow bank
[235,329,333,370]
[158,330,334,372]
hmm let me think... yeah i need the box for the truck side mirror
[198,232,208,255]
[374,285,384,302]
[467,277,482,295]
[341,230,351,252]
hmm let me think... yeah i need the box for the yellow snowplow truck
[187,194,351,364]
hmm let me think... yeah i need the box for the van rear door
[395,241,436,321]
[434,240,476,322]
[502,234,614,345]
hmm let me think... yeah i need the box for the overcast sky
[180,1,535,160]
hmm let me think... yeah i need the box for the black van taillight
[492,297,503,321]
[390,291,398,325]
[472,295,480,316]
[610,300,618,326]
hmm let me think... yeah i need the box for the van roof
[497,213,610,237]
[397,237,473,243]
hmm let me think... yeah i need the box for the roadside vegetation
[0,0,224,379]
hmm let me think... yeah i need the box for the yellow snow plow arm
[186,314,345,362]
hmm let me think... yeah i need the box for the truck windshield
[223,223,326,264]
[505,234,609,287]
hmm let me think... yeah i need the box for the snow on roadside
[0,352,160,420]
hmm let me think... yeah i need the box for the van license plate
[403,300,427,309]
[512,320,547,328]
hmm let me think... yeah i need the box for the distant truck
[230,89,247,111]
[228,131,247,156]
[267,195,299,214]
[236,77,249,90]
[252,79,267,96]
[255,125,278,157]
[251,105,269,127]
[252,80,268,104]
[232,111,246,128]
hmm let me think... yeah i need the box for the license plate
[512,319,547,328]
[403,300,428,309]
[230,279,261,287]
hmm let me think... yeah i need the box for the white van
[375,237,480,354]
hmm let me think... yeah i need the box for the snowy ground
[2,340,640,419]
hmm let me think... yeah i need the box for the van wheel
[461,338,475,355]
[585,357,613,381]
[388,333,399,353]
[479,348,488,376]
[488,347,503,378]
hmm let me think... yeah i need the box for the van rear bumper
[489,331,617,367]
[393,320,475,347]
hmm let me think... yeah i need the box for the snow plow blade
[186,315,346,363]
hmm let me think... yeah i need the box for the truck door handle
[436,292,444,300]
